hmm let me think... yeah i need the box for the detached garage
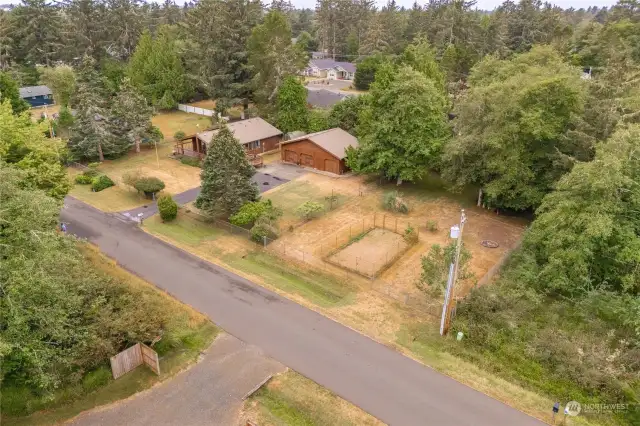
[280,128,358,175]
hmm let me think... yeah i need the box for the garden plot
[327,228,409,278]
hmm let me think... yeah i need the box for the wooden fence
[110,343,160,379]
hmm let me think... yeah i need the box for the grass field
[151,110,212,140]
[68,142,200,212]
[4,245,218,426]
[240,371,382,426]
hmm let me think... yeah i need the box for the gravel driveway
[70,333,285,426]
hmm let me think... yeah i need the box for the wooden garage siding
[280,139,347,174]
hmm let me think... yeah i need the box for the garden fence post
[395,218,398,233]
[263,236,267,248]
[383,215,386,229]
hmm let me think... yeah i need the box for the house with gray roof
[306,89,351,108]
[303,59,356,81]
[19,85,54,108]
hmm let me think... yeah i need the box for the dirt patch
[328,228,408,278]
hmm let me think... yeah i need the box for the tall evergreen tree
[127,27,190,109]
[109,78,154,153]
[275,76,308,133]
[11,0,62,65]
[195,125,258,217]
[0,10,13,70]
[60,0,106,61]
[248,10,307,104]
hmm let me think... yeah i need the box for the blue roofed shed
[19,85,54,108]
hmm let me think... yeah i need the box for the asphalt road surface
[71,334,285,426]
[62,197,544,426]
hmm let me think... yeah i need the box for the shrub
[173,130,186,140]
[157,194,178,222]
[404,224,418,244]
[426,219,438,232]
[91,175,115,192]
[82,168,99,178]
[180,156,201,167]
[75,174,93,184]
[230,199,281,227]
[122,170,144,190]
[87,162,100,169]
[250,216,279,243]
[134,177,165,198]
[383,190,409,214]
[295,201,324,220]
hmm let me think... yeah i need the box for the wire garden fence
[183,207,443,318]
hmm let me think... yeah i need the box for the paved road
[62,197,543,426]
[121,171,290,220]
[71,334,285,426]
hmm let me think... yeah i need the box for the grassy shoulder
[240,371,382,426]
[3,245,218,426]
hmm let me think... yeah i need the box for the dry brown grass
[151,110,212,140]
[68,143,200,212]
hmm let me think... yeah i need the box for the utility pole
[440,209,467,336]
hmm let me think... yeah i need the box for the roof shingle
[281,128,358,160]
[197,117,282,145]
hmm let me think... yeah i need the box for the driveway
[306,78,353,94]
[120,170,291,220]
[62,197,544,426]
[70,334,285,426]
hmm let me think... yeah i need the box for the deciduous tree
[0,72,29,114]
[275,76,309,133]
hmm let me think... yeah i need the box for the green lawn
[144,212,222,246]
[243,371,382,426]
[223,251,356,308]
[3,246,219,426]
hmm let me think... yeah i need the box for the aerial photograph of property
[0,0,638,425]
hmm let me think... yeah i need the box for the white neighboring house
[303,59,356,80]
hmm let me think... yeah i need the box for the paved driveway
[62,197,544,426]
[70,334,285,426]
[121,171,290,220]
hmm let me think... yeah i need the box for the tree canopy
[275,76,308,133]
[441,46,588,210]
[0,72,29,114]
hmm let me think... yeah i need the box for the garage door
[285,150,298,163]
[324,159,339,174]
[301,153,313,167]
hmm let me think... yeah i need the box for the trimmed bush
[180,156,201,167]
[383,190,409,214]
[173,130,186,140]
[250,217,279,243]
[157,194,178,222]
[91,175,115,192]
[122,170,144,190]
[230,200,281,227]
[134,177,165,198]
[75,174,93,184]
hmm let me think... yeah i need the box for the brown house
[280,128,358,175]
[175,117,283,158]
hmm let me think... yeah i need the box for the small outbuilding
[280,128,358,175]
[19,85,54,108]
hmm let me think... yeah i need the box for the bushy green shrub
[157,194,178,222]
[87,162,100,169]
[173,130,186,140]
[122,170,144,190]
[383,190,409,214]
[134,177,165,198]
[180,156,201,167]
[91,175,115,192]
[230,199,281,227]
[75,174,93,184]
[250,217,279,243]
[295,201,324,220]
[404,224,418,244]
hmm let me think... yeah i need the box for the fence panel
[141,343,161,375]
[110,343,142,379]
[178,104,187,112]
[177,104,215,117]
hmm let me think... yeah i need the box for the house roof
[197,117,282,145]
[309,59,356,73]
[19,85,52,98]
[306,89,350,108]
[281,128,358,160]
